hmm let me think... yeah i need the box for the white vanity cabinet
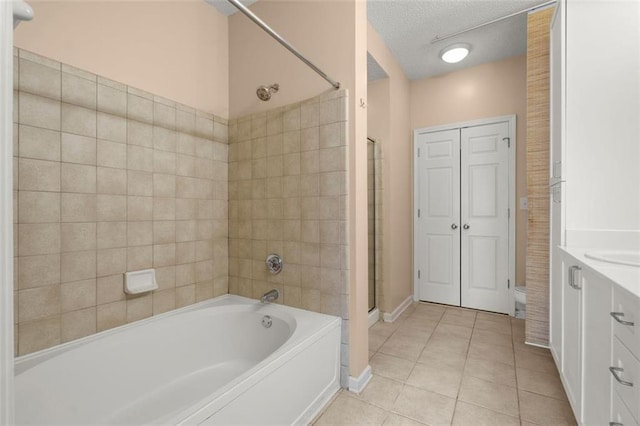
[558,249,640,426]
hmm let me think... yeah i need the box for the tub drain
[262,315,272,328]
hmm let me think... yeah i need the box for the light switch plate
[520,197,528,210]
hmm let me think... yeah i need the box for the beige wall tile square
[195,281,213,301]
[127,145,153,172]
[18,191,60,223]
[319,147,346,172]
[175,284,196,308]
[176,263,195,286]
[153,174,176,197]
[97,221,126,249]
[319,98,341,125]
[300,151,319,174]
[61,163,96,193]
[61,73,96,109]
[97,274,125,305]
[18,317,60,355]
[128,94,153,123]
[176,133,196,156]
[62,103,96,137]
[97,300,126,332]
[153,221,176,244]
[300,174,319,197]
[61,193,96,222]
[61,279,96,312]
[153,243,176,267]
[152,289,175,315]
[283,107,300,132]
[18,254,60,289]
[156,266,176,290]
[127,121,153,148]
[154,103,176,130]
[97,194,126,221]
[127,170,153,196]
[127,246,152,270]
[97,167,127,195]
[61,250,96,283]
[19,58,61,100]
[176,154,196,177]
[97,248,127,277]
[176,110,195,134]
[126,293,152,322]
[18,158,60,192]
[153,127,176,152]
[61,307,96,343]
[97,112,127,143]
[18,223,60,256]
[61,132,96,165]
[127,196,152,221]
[283,153,300,176]
[19,125,60,161]
[19,92,61,131]
[128,221,152,247]
[97,140,127,169]
[319,123,342,149]
[61,222,96,253]
[153,150,176,174]
[301,220,319,243]
[61,63,95,81]
[97,84,126,116]
[319,172,346,196]
[283,130,301,154]
[251,114,266,139]
[176,241,196,264]
[300,102,319,129]
[18,285,60,322]
[154,198,175,221]
[196,116,214,139]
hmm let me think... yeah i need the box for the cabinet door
[562,257,582,420]
[581,268,612,425]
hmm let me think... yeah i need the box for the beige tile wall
[12,49,229,356]
[227,90,350,384]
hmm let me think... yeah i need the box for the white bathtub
[14,295,341,425]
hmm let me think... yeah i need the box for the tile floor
[314,302,576,425]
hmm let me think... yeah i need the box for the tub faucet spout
[261,289,279,303]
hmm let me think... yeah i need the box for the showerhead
[256,83,279,101]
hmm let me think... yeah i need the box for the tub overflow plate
[266,254,283,275]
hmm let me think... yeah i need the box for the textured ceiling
[206,0,259,16]
[368,0,549,80]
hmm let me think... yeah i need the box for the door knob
[451,224,458,230]
[463,224,470,230]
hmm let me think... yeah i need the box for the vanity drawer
[612,389,639,426]
[612,285,639,357]
[612,337,640,423]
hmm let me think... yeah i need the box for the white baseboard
[383,295,413,323]
[368,308,379,328]
[524,340,550,349]
[348,365,372,394]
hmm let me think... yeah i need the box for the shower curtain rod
[226,0,341,90]
[431,0,556,44]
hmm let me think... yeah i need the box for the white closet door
[415,129,461,306]
[460,122,510,313]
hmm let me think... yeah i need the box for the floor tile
[406,357,464,398]
[392,384,456,425]
[464,355,516,387]
[379,333,426,361]
[370,352,416,382]
[417,345,467,370]
[451,401,520,426]
[316,392,388,425]
[514,348,558,374]
[432,322,473,340]
[516,366,567,400]
[424,334,469,355]
[468,340,515,366]
[441,309,477,328]
[477,311,511,325]
[405,310,443,325]
[355,375,404,410]
[471,328,513,348]
[394,325,433,342]
[369,330,391,352]
[518,389,576,425]
[458,375,519,417]
[371,320,401,336]
[474,317,512,335]
[382,412,426,425]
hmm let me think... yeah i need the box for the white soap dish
[124,269,158,295]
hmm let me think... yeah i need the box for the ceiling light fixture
[441,43,470,64]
